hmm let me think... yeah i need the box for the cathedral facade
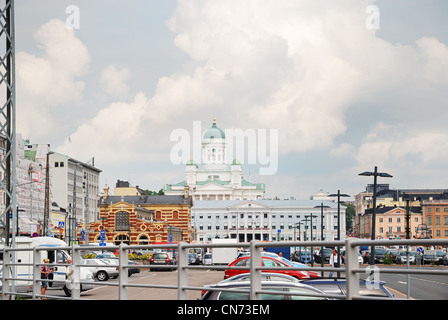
[164,118,265,201]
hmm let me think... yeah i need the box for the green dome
[203,117,225,139]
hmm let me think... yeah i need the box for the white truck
[211,238,238,265]
[0,236,94,297]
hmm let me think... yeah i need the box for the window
[262,258,278,268]
[115,211,130,231]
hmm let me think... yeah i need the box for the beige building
[359,206,422,239]
[422,200,448,239]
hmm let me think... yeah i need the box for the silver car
[397,251,416,264]
[81,258,119,281]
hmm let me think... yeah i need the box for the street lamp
[305,214,318,266]
[359,166,392,266]
[328,190,349,277]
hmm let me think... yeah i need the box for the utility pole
[0,0,16,246]
[43,149,51,236]
[0,0,16,300]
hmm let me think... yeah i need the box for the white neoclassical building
[164,118,265,201]
[191,199,343,243]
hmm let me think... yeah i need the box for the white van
[1,236,94,297]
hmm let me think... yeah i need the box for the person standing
[329,249,339,278]
[41,258,54,299]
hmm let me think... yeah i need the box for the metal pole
[320,203,324,276]
[405,199,411,299]
[0,0,17,299]
[370,167,378,266]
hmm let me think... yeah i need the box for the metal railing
[1,238,448,300]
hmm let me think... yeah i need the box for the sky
[13,0,448,200]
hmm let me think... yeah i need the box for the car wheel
[97,271,109,281]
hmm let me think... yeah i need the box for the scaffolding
[0,0,15,247]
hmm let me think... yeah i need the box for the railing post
[177,242,189,300]
[71,245,81,300]
[2,247,11,300]
[118,244,128,300]
[250,240,262,300]
[345,238,359,300]
[32,248,42,299]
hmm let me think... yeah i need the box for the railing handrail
[2,238,447,300]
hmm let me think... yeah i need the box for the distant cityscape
[2,119,446,246]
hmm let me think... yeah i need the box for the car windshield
[153,253,167,259]
[217,286,326,300]
[375,249,387,254]
[436,251,445,257]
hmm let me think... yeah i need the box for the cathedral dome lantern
[203,117,225,140]
[202,117,227,170]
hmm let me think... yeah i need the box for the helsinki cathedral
[164,118,265,200]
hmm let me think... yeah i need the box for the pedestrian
[41,258,54,299]
[329,249,339,278]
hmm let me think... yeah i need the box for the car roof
[220,272,299,283]
[300,277,386,285]
[206,280,325,292]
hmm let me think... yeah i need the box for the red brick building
[88,189,193,245]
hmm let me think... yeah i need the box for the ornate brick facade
[88,193,193,245]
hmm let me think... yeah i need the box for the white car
[203,253,212,265]
[398,251,416,264]
[81,259,119,281]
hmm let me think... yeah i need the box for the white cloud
[36,1,448,195]
[55,92,150,164]
[99,65,133,99]
[16,19,90,140]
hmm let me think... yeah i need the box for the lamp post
[328,191,349,277]
[359,166,392,266]
[302,217,311,264]
[305,214,317,266]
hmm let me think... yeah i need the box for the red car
[224,256,320,280]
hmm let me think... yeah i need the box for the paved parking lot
[49,268,226,300]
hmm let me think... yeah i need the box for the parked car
[201,280,330,300]
[397,251,417,264]
[300,278,394,298]
[340,250,362,264]
[80,258,119,281]
[224,255,319,280]
[315,248,333,263]
[293,250,313,264]
[365,248,391,263]
[388,250,400,263]
[220,272,299,284]
[188,253,201,265]
[94,252,117,259]
[99,257,141,276]
[422,251,446,265]
[360,250,370,263]
[127,260,140,276]
[149,252,176,270]
[203,253,212,265]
